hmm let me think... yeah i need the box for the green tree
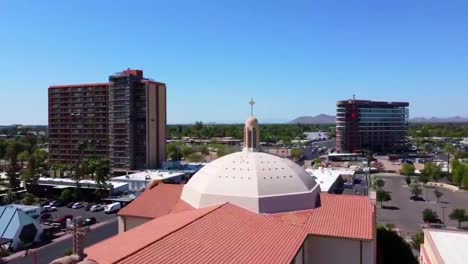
[401,163,415,176]
[451,159,461,172]
[0,139,7,160]
[422,208,439,223]
[2,190,16,204]
[181,146,194,158]
[60,189,74,203]
[411,185,423,198]
[95,158,110,189]
[452,164,465,187]
[167,143,182,161]
[6,163,21,190]
[200,146,209,156]
[410,232,424,251]
[17,151,29,166]
[187,153,204,163]
[312,158,323,168]
[433,188,443,203]
[215,144,232,158]
[290,148,304,160]
[405,176,411,186]
[6,141,25,164]
[449,208,467,228]
[21,193,35,205]
[377,226,418,264]
[422,162,442,182]
[463,174,468,189]
[376,190,391,207]
[375,178,385,190]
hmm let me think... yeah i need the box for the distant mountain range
[409,116,468,123]
[288,115,468,124]
[288,114,335,124]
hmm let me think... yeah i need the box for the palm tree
[95,158,110,190]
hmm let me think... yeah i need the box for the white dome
[181,150,321,214]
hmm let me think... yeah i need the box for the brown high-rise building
[48,69,167,171]
[336,99,409,153]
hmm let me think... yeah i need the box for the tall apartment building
[48,84,109,164]
[48,69,167,171]
[336,99,409,153]
[108,70,167,171]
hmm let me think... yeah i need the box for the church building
[54,106,376,264]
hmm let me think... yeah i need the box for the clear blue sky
[1,0,467,125]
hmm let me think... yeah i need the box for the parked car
[90,204,104,212]
[56,215,73,224]
[43,205,57,212]
[41,213,52,221]
[410,196,425,202]
[72,202,84,209]
[84,203,95,211]
[84,217,97,226]
[66,202,75,208]
[40,200,51,207]
[104,203,121,214]
[50,200,64,207]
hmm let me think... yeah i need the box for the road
[7,219,117,264]
[303,139,336,161]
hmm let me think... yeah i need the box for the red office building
[336,99,409,153]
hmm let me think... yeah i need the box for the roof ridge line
[114,203,228,263]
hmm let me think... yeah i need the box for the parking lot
[375,174,468,236]
[46,204,117,224]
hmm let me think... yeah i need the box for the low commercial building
[111,170,189,191]
[0,205,43,251]
[306,168,355,193]
[36,177,129,195]
[420,229,468,264]
[328,152,365,162]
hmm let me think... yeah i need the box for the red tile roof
[86,204,223,264]
[305,194,375,240]
[86,193,375,263]
[118,183,188,219]
[116,204,307,264]
[272,194,375,240]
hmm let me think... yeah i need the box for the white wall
[304,236,375,264]
[119,216,151,233]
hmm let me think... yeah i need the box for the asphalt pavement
[303,139,336,161]
[375,174,468,236]
[48,205,116,223]
[6,219,117,264]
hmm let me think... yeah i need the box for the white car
[90,204,104,212]
[104,202,121,214]
[43,205,57,212]
[72,202,84,209]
